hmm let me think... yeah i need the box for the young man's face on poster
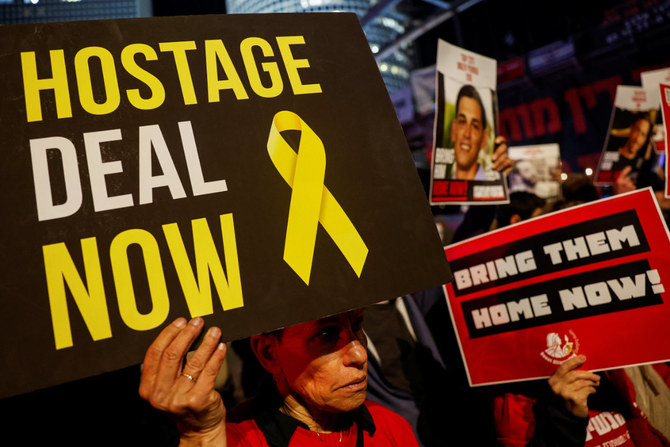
[451,95,488,179]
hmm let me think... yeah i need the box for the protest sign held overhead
[595,85,659,185]
[641,67,670,153]
[430,40,509,205]
[444,188,670,386]
[0,13,452,399]
[507,143,561,200]
[661,83,670,198]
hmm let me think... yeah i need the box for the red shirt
[226,400,419,447]
[584,410,633,447]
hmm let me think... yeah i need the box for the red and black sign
[444,189,670,385]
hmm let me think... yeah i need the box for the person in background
[492,357,670,446]
[364,289,499,446]
[494,191,546,229]
[490,178,670,446]
[553,173,601,209]
[362,137,513,446]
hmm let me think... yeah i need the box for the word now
[44,213,243,350]
[470,270,662,330]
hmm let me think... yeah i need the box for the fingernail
[218,342,226,351]
[174,318,186,328]
[190,317,204,328]
[207,326,221,338]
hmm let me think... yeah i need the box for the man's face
[517,160,537,183]
[625,118,650,157]
[451,96,487,174]
[274,310,367,413]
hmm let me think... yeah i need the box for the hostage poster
[443,189,670,386]
[507,143,562,200]
[430,40,509,205]
[641,67,670,153]
[595,85,659,185]
[661,83,670,198]
[0,13,452,398]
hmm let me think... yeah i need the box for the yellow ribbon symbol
[267,110,368,285]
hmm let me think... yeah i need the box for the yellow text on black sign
[21,35,322,122]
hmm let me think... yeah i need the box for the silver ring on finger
[181,372,196,382]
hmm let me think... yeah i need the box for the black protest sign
[0,13,451,399]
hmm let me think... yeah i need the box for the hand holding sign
[491,136,513,175]
[0,13,451,399]
[139,317,228,445]
[430,40,509,205]
[547,355,600,418]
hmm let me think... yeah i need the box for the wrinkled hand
[492,136,513,174]
[614,166,636,195]
[548,355,600,418]
[140,318,228,446]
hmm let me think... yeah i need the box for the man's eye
[315,326,340,342]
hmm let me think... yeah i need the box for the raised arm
[139,317,228,446]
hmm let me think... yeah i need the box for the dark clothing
[452,205,497,243]
[364,300,423,395]
[365,288,498,446]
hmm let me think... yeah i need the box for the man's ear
[480,129,488,149]
[510,213,522,225]
[250,334,282,375]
